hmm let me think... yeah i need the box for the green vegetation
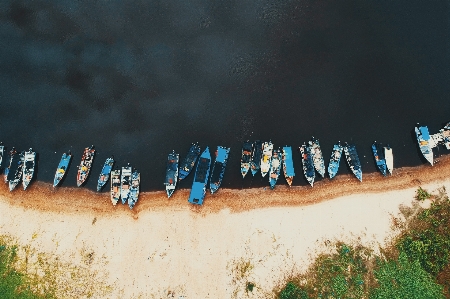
[276,187,450,299]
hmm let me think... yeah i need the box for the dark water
[0,1,449,192]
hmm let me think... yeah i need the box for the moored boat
[240,141,252,178]
[299,144,315,187]
[77,145,96,187]
[210,146,230,194]
[250,140,262,176]
[260,141,273,177]
[4,147,17,183]
[328,142,343,179]
[282,146,295,186]
[128,169,140,209]
[269,148,281,189]
[441,122,450,150]
[372,142,387,176]
[121,164,132,204]
[53,152,72,187]
[179,143,201,181]
[415,125,433,165]
[97,157,115,191]
[384,145,394,175]
[309,137,326,177]
[165,150,179,198]
[0,142,4,168]
[9,151,24,191]
[188,147,211,205]
[344,143,363,182]
[22,148,36,190]
[110,169,121,206]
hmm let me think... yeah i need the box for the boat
[0,142,4,168]
[372,142,387,176]
[210,146,230,194]
[441,122,450,150]
[77,145,96,187]
[179,143,201,181]
[128,169,140,209]
[97,157,115,191]
[250,140,262,176]
[22,148,36,190]
[384,145,394,175]
[4,147,17,183]
[164,150,179,198]
[328,142,343,179]
[240,141,252,178]
[299,144,315,187]
[269,148,282,189]
[53,152,72,187]
[415,125,433,165]
[309,137,326,177]
[121,164,132,204]
[344,143,363,182]
[260,141,273,177]
[9,151,24,191]
[188,147,211,205]
[282,146,295,186]
[110,169,121,206]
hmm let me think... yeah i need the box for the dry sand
[1,155,450,298]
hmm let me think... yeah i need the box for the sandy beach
[1,155,450,298]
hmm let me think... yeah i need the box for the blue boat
[282,146,295,186]
[0,142,4,168]
[240,141,252,178]
[9,151,24,191]
[309,137,326,177]
[165,150,179,198]
[210,146,230,194]
[53,152,72,187]
[372,142,387,176]
[4,147,17,183]
[415,125,433,165]
[299,144,315,187]
[188,147,211,205]
[328,142,343,179]
[97,157,115,191]
[179,143,201,181]
[250,140,262,176]
[269,148,282,189]
[128,169,140,210]
[344,143,362,182]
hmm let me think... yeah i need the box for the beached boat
[22,148,36,190]
[250,140,262,176]
[282,146,295,186]
[0,142,4,168]
[53,152,72,187]
[384,145,394,175]
[97,157,115,191]
[77,146,95,187]
[269,148,282,189]
[260,141,273,177]
[299,144,315,187]
[328,142,343,179]
[188,147,211,205]
[415,125,433,165]
[344,143,363,182]
[9,151,24,191]
[309,137,326,177]
[165,150,179,198]
[121,164,132,204]
[441,122,450,150]
[128,169,140,209]
[179,143,201,181]
[240,141,252,178]
[4,147,17,183]
[210,146,230,194]
[372,142,387,176]
[110,169,121,206]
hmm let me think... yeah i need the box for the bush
[279,282,310,299]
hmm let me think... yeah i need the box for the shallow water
[0,1,449,191]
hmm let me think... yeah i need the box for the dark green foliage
[279,282,310,299]
[369,252,444,299]
[416,187,432,201]
[246,282,255,292]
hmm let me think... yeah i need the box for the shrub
[279,282,310,299]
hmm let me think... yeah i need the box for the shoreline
[1,154,449,216]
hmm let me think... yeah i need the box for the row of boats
[415,122,450,166]
[0,145,140,209]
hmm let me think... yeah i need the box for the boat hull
[250,140,262,176]
[77,146,96,187]
[210,146,230,194]
[188,147,211,205]
[53,153,72,187]
[344,143,363,182]
[22,150,36,190]
[300,144,315,187]
[328,143,343,179]
[415,126,433,165]
[384,146,394,175]
[260,141,273,177]
[97,157,114,192]
[282,146,295,186]
[110,169,121,206]
[121,166,132,204]
[179,143,201,181]
[165,151,179,198]
[309,138,326,177]
[240,141,252,178]
[9,152,24,192]
[269,149,281,189]
[372,142,387,176]
[128,171,140,209]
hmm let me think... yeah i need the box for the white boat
[22,149,36,190]
[260,141,273,177]
[309,137,326,177]
[120,164,132,204]
[384,145,393,175]
[110,169,121,206]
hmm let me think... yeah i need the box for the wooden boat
[110,169,121,206]
[97,157,115,191]
[53,152,72,187]
[22,148,36,190]
[128,169,140,209]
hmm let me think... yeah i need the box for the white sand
[0,179,449,298]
